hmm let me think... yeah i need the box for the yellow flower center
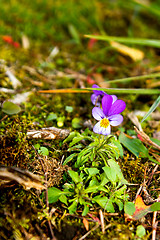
[100,118,109,128]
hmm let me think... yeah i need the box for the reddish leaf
[87,75,96,85]
[12,41,20,48]
[83,218,89,231]
[87,37,97,50]
[132,195,150,220]
[2,35,13,44]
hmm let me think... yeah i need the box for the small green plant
[47,85,128,216]
[48,161,128,215]
[63,129,123,168]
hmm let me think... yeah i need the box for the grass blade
[141,96,160,122]
[39,88,160,95]
[106,73,160,84]
[84,35,160,48]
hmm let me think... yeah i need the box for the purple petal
[108,114,123,126]
[102,95,113,116]
[101,125,111,135]
[92,107,105,120]
[111,95,117,103]
[91,94,98,105]
[92,84,102,95]
[108,100,126,116]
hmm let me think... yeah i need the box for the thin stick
[152,211,158,240]
[78,223,100,240]
[99,209,105,234]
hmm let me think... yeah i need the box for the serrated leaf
[2,101,21,115]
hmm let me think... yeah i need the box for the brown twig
[134,126,160,151]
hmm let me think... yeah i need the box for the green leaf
[116,199,123,211]
[93,196,108,209]
[68,201,77,214]
[46,112,57,121]
[68,24,81,44]
[72,117,82,129]
[48,187,63,203]
[136,225,146,238]
[68,170,81,183]
[149,202,160,211]
[119,133,149,158]
[124,202,135,215]
[59,194,68,205]
[63,153,77,165]
[106,199,115,213]
[38,147,49,156]
[114,185,127,197]
[34,143,40,150]
[111,140,123,157]
[2,101,21,115]
[85,34,160,48]
[65,106,73,113]
[87,168,99,177]
[82,204,89,216]
[103,166,117,183]
[63,131,77,143]
[85,185,99,194]
[107,159,127,184]
[141,96,160,122]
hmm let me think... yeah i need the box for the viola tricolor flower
[92,94,126,135]
[91,84,117,106]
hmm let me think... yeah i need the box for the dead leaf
[132,195,150,220]
[110,41,144,61]
[0,165,45,190]
[5,69,22,89]
[27,127,70,140]
[22,34,30,49]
